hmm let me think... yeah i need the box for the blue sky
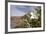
[10,5,39,16]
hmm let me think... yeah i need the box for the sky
[10,5,40,16]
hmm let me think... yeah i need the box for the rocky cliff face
[11,11,41,28]
[11,16,22,28]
